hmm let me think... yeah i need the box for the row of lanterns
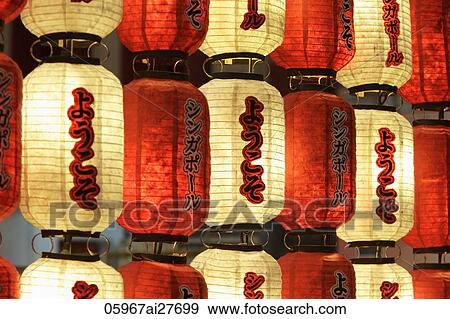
[0,0,448,299]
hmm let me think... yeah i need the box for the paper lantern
[0,255,20,299]
[116,0,209,54]
[191,248,281,299]
[279,251,355,299]
[201,0,286,57]
[399,0,449,105]
[21,0,122,38]
[0,52,22,222]
[21,62,123,233]
[20,257,123,298]
[412,268,450,299]
[270,0,355,71]
[199,78,285,226]
[337,109,414,242]
[119,260,207,299]
[403,123,450,248]
[118,78,209,236]
[337,0,412,91]
[353,261,413,299]
[0,0,27,24]
[276,91,355,229]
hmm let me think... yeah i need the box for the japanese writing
[0,68,13,191]
[183,98,203,212]
[331,271,349,299]
[72,281,99,299]
[239,96,265,204]
[331,108,349,207]
[340,0,354,50]
[241,0,266,30]
[186,0,204,31]
[375,128,398,224]
[382,0,404,67]
[380,281,399,299]
[244,272,265,299]
[179,286,194,299]
[68,87,100,211]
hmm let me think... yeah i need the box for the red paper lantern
[276,91,356,229]
[270,0,355,71]
[0,255,20,299]
[412,268,450,299]
[118,78,210,236]
[403,124,450,248]
[399,0,449,105]
[119,260,207,299]
[0,52,21,222]
[116,0,209,54]
[0,0,26,24]
[278,251,356,299]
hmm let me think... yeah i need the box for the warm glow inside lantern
[20,257,123,298]
[118,78,209,236]
[276,91,355,229]
[201,0,286,57]
[404,123,450,248]
[21,63,123,232]
[119,260,207,299]
[117,0,209,54]
[353,261,413,299]
[278,251,356,299]
[199,78,285,226]
[0,52,22,222]
[337,0,412,91]
[337,109,414,242]
[0,255,20,299]
[191,248,281,299]
[21,0,122,38]
[412,268,450,299]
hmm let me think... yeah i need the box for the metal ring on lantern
[31,233,55,256]
[384,245,402,260]
[200,227,222,249]
[202,56,224,79]
[283,232,301,252]
[132,54,153,76]
[249,230,270,247]
[343,243,361,260]
[86,234,110,257]
[251,59,271,80]
[30,39,53,63]
[87,41,110,65]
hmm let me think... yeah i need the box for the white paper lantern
[21,62,123,233]
[353,262,413,299]
[200,0,286,57]
[337,0,412,89]
[21,0,123,38]
[20,257,123,299]
[200,78,285,226]
[337,109,414,242]
[191,248,282,299]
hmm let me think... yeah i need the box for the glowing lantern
[399,0,449,106]
[119,260,207,299]
[199,78,284,226]
[276,92,355,229]
[191,248,281,299]
[201,0,286,57]
[0,0,26,24]
[21,63,123,232]
[353,259,413,299]
[278,251,355,299]
[21,0,122,38]
[117,0,209,54]
[270,0,355,71]
[412,267,450,299]
[0,255,19,299]
[0,52,22,222]
[20,256,123,298]
[337,0,412,92]
[337,109,414,243]
[403,124,450,248]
